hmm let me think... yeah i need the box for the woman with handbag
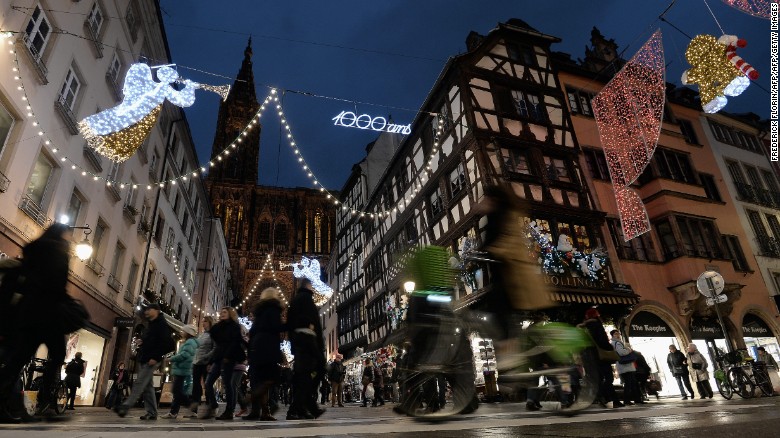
[106,362,129,409]
[610,330,644,406]
[687,344,713,399]
[0,223,89,418]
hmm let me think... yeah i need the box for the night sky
[159,0,772,190]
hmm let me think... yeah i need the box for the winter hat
[181,324,198,337]
[584,308,600,320]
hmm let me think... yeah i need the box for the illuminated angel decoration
[78,63,230,162]
[681,34,758,114]
[592,30,665,241]
[293,256,333,306]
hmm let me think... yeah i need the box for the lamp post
[403,281,415,294]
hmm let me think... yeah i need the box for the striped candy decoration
[719,35,759,80]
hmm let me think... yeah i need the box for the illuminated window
[314,213,322,253]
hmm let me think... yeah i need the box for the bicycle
[21,357,68,415]
[715,351,756,399]
[745,357,774,397]
[393,247,598,420]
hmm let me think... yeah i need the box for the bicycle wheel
[714,370,733,400]
[728,368,756,399]
[754,369,774,397]
[54,382,68,414]
[396,310,475,419]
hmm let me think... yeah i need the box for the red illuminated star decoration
[592,30,665,241]
[721,0,773,19]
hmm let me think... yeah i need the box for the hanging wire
[702,0,726,35]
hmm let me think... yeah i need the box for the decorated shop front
[627,311,682,396]
[742,313,780,363]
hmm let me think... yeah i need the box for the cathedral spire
[206,38,261,184]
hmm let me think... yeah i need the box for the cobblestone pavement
[0,396,777,437]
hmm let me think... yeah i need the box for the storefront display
[626,312,678,396]
[63,329,107,406]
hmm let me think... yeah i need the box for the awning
[629,311,675,337]
[743,313,773,337]
[551,290,640,305]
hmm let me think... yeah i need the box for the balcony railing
[86,258,105,276]
[19,35,48,84]
[734,181,759,204]
[54,95,80,135]
[733,182,780,208]
[106,184,122,203]
[0,170,9,193]
[18,196,48,227]
[137,219,151,235]
[83,145,103,172]
[123,204,138,223]
[107,273,123,292]
[756,236,780,258]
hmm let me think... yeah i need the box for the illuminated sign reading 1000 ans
[333,111,411,134]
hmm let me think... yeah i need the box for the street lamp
[73,226,94,261]
[403,281,415,294]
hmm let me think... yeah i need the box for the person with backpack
[64,352,85,410]
[116,302,174,420]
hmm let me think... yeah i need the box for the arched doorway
[627,309,683,396]
[742,312,780,362]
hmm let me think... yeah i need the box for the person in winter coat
[186,316,215,417]
[105,362,129,409]
[286,279,326,420]
[161,325,199,418]
[610,330,644,406]
[0,223,81,419]
[668,345,696,400]
[361,359,375,407]
[244,288,286,421]
[757,346,778,368]
[579,308,622,408]
[64,352,86,410]
[687,344,713,399]
[117,302,174,420]
[371,361,384,407]
[634,351,652,401]
[204,307,246,420]
[327,354,346,407]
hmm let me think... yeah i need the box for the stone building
[204,40,336,311]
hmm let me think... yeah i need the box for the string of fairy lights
[170,249,217,318]
[238,254,288,310]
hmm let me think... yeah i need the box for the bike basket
[723,351,744,365]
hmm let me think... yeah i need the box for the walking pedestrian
[361,359,374,407]
[286,278,326,420]
[610,330,643,406]
[185,316,215,418]
[327,354,345,407]
[244,288,285,421]
[204,307,245,420]
[116,302,174,420]
[161,324,199,418]
[280,364,292,406]
[64,352,85,410]
[105,362,129,410]
[634,351,652,401]
[371,361,384,407]
[579,308,621,408]
[0,223,90,419]
[687,344,713,399]
[233,322,250,417]
[668,345,696,400]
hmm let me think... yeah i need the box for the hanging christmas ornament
[721,0,773,19]
[78,63,230,162]
[592,30,665,241]
[681,34,758,114]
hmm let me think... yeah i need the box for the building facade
[204,41,336,311]
[556,28,780,394]
[0,0,225,406]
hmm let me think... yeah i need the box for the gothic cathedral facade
[205,40,336,311]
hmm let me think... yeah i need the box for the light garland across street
[239,254,287,310]
[170,250,216,319]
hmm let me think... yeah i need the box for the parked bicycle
[715,349,774,399]
[22,357,68,415]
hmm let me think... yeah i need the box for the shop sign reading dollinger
[333,111,411,134]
